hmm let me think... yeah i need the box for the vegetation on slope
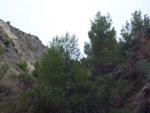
[0,10,150,113]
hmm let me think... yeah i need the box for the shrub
[0,35,3,38]
[9,73,17,78]
[17,73,36,90]
[137,59,150,80]
[96,75,126,113]
[0,64,9,79]
[18,60,28,71]
[110,108,130,113]
[4,39,10,46]
[26,41,32,47]
[137,59,150,74]
[8,73,36,91]
[18,52,23,56]
[18,73,36,82]
[64,82,102,113]
[6,21,11,25]
[19,82,102,113]
[0,46,4,56]
[19,85,63,113]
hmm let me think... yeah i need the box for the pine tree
[119,10,150,59]
[84,11,120,77]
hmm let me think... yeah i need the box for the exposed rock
[0,19,18,39]
[0,19,47,73]
[0,19,48,112]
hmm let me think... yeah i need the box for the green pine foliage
[35,33,88,89]
[119,10,150,59]
[84,11,120,76]
[50,32,80,60]
[36,46,67,88]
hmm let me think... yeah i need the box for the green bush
[26,41,32,47]
[20,85,63,113]
[9,73,17,78]
[18,73,36,90]
[18,60,28,71]
[137,59,150,80]
[137,59,150,74]
[18,79,127,113]
[0,35,3,38]
[18,52,23,56]
[18,82,101,113]
[64,82,102,113]
[0,64,9,79]
[0,46,4,56]
[4,39,10,46]
[18,73,36,82]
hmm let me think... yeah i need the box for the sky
[0,0,150,56]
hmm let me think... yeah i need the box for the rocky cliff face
[0,19,47,111]
[119,29,150,113]
[0,19,47,74]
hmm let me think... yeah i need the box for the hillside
[118,29,150,113]
[0,19,47,73]
[0,19,47,112]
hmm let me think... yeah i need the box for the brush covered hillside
[0,10,150,113]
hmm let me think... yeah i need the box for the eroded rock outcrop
[0,19,47,111]
[0,19,47,73]
[119,29,150,113]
